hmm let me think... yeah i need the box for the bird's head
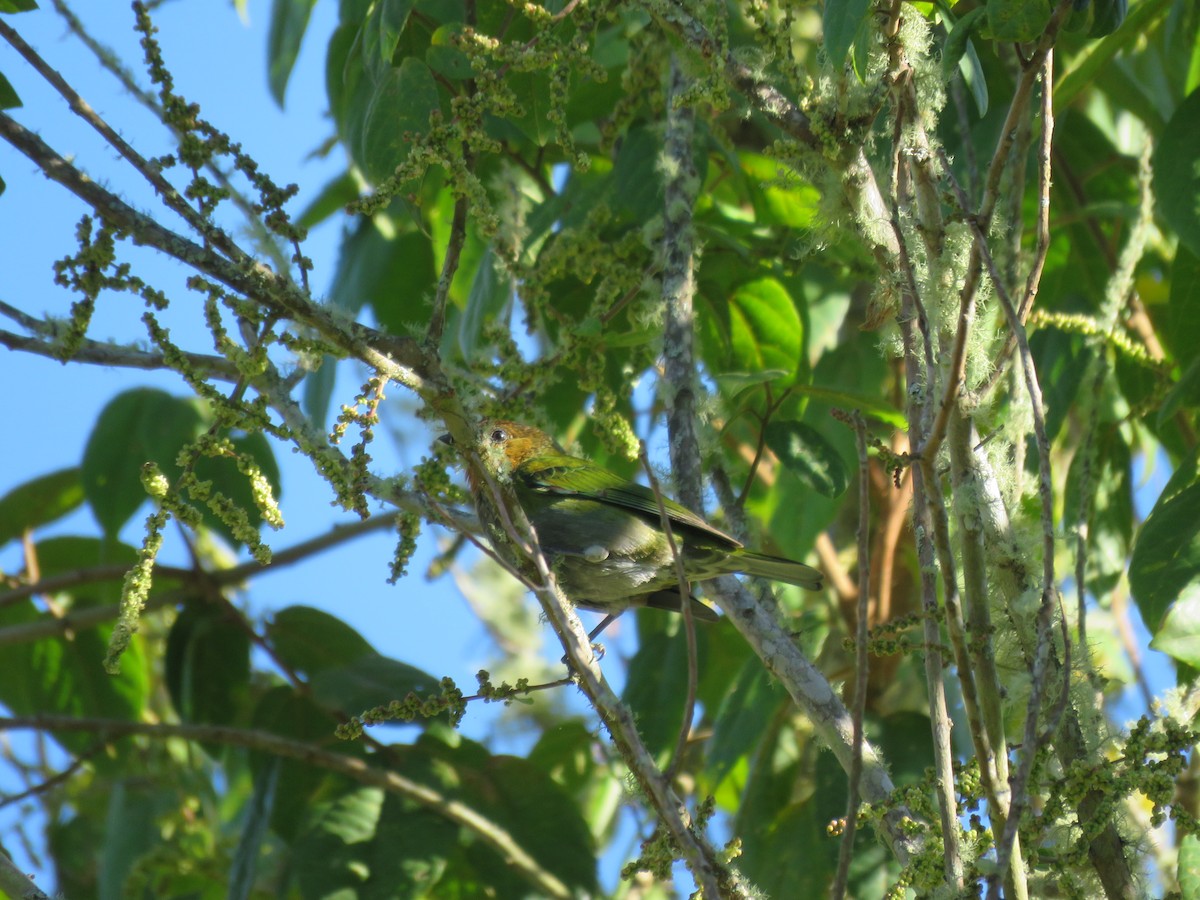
[440,419,560,484]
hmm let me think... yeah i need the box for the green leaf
[99,780,177,899]
[941,6,989,116]
[0,468,85,546]
[1149,585,1200,668]
[986,0,1052,42]
[229,759,278,900]
[1055,0,1173,109]
[623,625,691,758]
[324,210,437,337]
[267,605,377,676]
[700,276,805,385]
[823,0,873,68]
[1180,833,1200,896]
[608,126,662,224]
[506,69,557,147]
[1130,447,1200,631]
[764,420,848,498]
[1089,0,1128,37]
[1154,89,1200,259]
[0,538,148,755]
[1159,359,1200,430]
[427,23,475,79]
[267,0,318,106]
[81,388,205,536]
[0,0,37,11]
[310,654,442,714]
[0,70,20,109]
[251,686,344,841]
[457,246,512,358]
[1161,248,1200,367]
[706,655,788,788]
[355,56,441,185]
[372,0,416,63]
[165,600,251,733]
[296,170,360,230]
[367,231,438,335]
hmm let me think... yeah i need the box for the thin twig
[0,16,249,268]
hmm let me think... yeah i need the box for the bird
[441,418,823,637]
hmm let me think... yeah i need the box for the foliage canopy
[1,0,1200,897]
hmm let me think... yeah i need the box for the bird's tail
[735,551,823,590]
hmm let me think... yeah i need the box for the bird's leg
[587,613,620,643]
[558,613,618,673]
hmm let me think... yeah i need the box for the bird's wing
[516,455,742,548]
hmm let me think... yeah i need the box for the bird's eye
[489,427,508,444]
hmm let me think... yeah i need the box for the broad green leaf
[941,6,989,116]
[739,153,821,229]
[99,780,177,900]
[229,759,279,900]
[165,600,251,733]
[1089,0,1128,37]
[791,383,907,429]
[986,0,1051,42]
[0,467,85,546]
[1162,242,1200,369]
[371,0,416,63]
[623,625,692,758]
[467,754,599,895]
[764,420,848,499]
[310,654,442,714]
[1055,0,1174,108]
[457,245,512,358]
[296,170,360,230]
[713,369,792,398]
[427,24,475,80]
[506,69,557,147]
[1154,89,1200,259]
[250,686,349,841]
[1130,448,1200,631]
[357,56,441,185]
[0,0,37,11]
[608,126,662,225]
[700,276,804,385]
[706,655,787,788]
[267,0,318,106]
[1159,359,1200,430]
[823,0,872,68]
[1149,585,1200,669]
[267,604,377,676]
[738,797,834,896]
[1180,833,1200,896]
[0,538,148,755]
[291,784,395,897]
[81,388,204,537]
[0,70,20,109]
[368,231,438,335]
[527,720,599,797]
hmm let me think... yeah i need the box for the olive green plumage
[447,419,823,621]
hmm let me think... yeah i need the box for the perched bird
[442,419,822,634]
